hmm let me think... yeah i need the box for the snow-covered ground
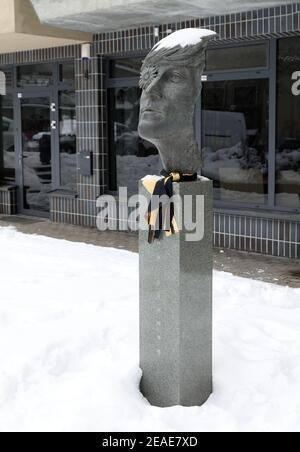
[0,227,299,433]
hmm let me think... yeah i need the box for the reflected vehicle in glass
[202,78,269,205]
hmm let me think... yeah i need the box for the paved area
[0,214,299,288]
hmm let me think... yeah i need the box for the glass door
[19,94,55,215]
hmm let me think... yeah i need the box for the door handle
[51,121,57,130]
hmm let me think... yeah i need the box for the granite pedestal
[139,177,213,407]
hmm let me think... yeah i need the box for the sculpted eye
[168,72,183,83]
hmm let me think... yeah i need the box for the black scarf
[143,170,198,244]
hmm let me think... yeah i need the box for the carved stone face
[138,64,200,142]
[137,28,216,173]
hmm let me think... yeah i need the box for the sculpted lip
[141,107,162,114]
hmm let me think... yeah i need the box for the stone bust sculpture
[138,28,216,174]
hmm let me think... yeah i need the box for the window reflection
[110,87,159,195]
[276,37,300,209]
[0,94,15,182]
[202,79,269,204]
[59,91,77,191]
[21,97,51,212]
[18,64,53,87]
[110,59,142,78]
[59,61,75,84]
[206,43,268,72]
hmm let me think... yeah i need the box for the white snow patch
[142,175,162,182]
[0,227,299,432]
[153,28,217,51]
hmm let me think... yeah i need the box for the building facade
[0,1,299,258]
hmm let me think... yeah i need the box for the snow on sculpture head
[138,28,217,174]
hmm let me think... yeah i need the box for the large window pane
[202,79,269,204]
[0,67,13,91]
[0,93,15,182]
[59,61,75,84]
[276,37,300,209]
[109,87,159,195]
[17,63,53,87]
[206,43,268,72]
[110,59,142,78]
[59,91,77,191]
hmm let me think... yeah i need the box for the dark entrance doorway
[18,94,55,216]
[12,61,76,218]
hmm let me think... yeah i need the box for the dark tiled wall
[0,186,18,215]
[214,212,300,259]
[0,45,81,65]
[74,57,105,227]
[94,26,156,54]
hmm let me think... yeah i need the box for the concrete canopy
[0,0,92,54]
[31,0,288,32]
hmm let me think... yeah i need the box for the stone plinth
[139,177,213,407]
